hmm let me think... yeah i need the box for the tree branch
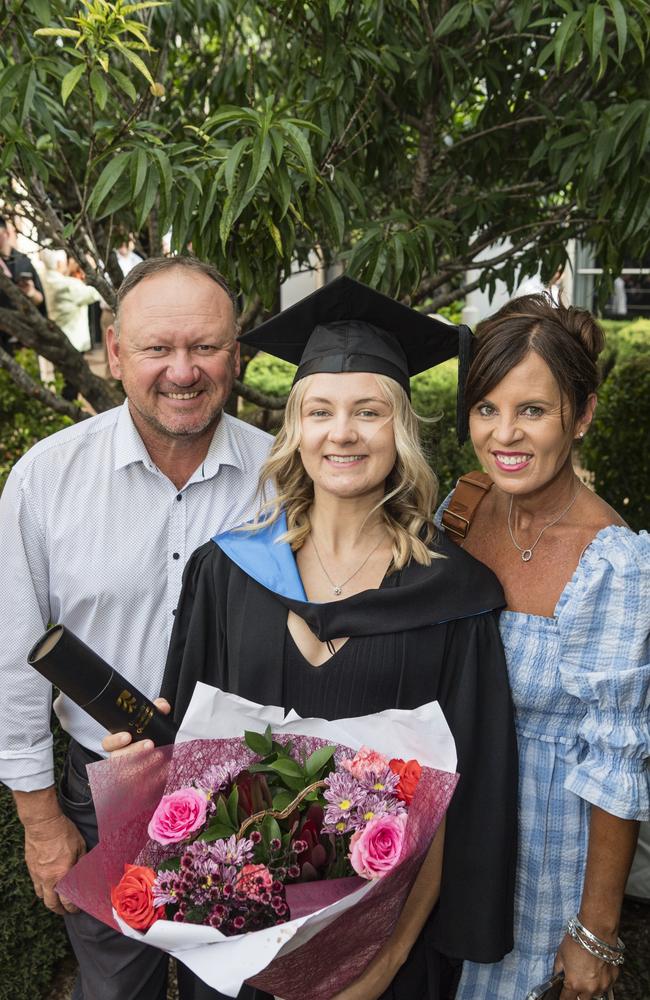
[232,378,287,410]
[239,294,264,333]
[0,345,89,421]
[0,276,123,414]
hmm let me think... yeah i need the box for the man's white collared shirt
[0,401,272,790]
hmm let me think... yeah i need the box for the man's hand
[14,786,86,915]
[102,697,172,758]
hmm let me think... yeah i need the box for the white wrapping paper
[113,684,457,997]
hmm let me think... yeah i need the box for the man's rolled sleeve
[0,464,54,791]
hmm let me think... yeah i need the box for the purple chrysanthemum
[198,761,240,795]
[210,834,255,868]
[354,792,405,827]
[322,806,357,834]
[152,869,183,906]
[323,771,365,817]
[357,767,401,796]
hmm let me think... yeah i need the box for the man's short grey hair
[112,255,238,337]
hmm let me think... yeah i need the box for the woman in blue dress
[439,294,649,1000]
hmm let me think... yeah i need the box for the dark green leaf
[272,790,295,811]
[245,726,273,756]
[268,757,304,779]
[304,745,336,777]
[607,0,627,61]
[585,4,606,67]
[215,795,235,831]
[87,150,131,212]
[261,814,282,847]
[199,822,235,842]
[61,63,85,106]
[90,68,108,111]
[226,785,239,826]
[110,67,137,102]
[224,137,250,193]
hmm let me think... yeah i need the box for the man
[0,256,273,1000]
[0,214,47,352]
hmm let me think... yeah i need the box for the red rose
[111,864,164,931]
[389,758,422,805]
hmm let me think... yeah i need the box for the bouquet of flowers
[59,685,459,999]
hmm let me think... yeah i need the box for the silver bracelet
[566,917,625,967]
[573,914,625,954]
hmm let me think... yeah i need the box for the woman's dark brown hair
[465,293,605,423]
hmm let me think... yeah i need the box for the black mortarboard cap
[239,275,474,441]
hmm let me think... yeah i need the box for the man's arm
[13,786,85,914]
[0,465,84,911]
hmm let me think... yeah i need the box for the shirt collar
[114,401,245,481]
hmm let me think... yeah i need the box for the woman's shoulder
[557,523,650,623]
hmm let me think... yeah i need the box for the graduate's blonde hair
[249,374,439,569]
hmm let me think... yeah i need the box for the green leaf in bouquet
[157,857,180,872]
[215,795,236,831]
[271,738,293,757]
[268,757,304,780]
[226,785,239,827]
[199,822,236,842]
[271,789,295,812]
[245,725,273,756]
[304,745,336,778]
[261,814,282,848]
[247,756,278,773]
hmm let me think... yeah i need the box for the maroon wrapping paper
[58,737,459,998]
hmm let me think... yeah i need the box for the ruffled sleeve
[557,526,650,820]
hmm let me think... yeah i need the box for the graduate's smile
[300,373,397,500]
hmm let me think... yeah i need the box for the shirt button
[176,493,183,501]
[172,609,176,616]
[172,552,180,560]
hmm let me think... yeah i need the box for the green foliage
[0,717,70,1000]
[411,363,477,499]
[582,354,650,531]
[0,351,73,492]
[1,0,649,326]
[244,353,295,399]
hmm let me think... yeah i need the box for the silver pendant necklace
[507,481,582,562]
[310,533,386,595]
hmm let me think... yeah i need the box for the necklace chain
[310,533,386,595]
[507,481,582,562]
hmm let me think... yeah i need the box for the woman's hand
[101,698,172,757]
[331,946,403,1000]
[554,933,619,1000]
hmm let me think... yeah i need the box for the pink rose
[147,787,207,845]
[349,813,407,879]
[341,746,390,781]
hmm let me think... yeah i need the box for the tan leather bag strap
[442,471,493,544]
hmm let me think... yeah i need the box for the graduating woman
[106,277,517,1000]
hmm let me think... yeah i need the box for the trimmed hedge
[581,353,650,531]
[0,350,72,492]
[0,720,71,1000]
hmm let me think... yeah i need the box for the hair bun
[563,305,605,363]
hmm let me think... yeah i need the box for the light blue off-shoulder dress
[435,511,650,1000]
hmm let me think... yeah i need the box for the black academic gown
[161,519,517,1000]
